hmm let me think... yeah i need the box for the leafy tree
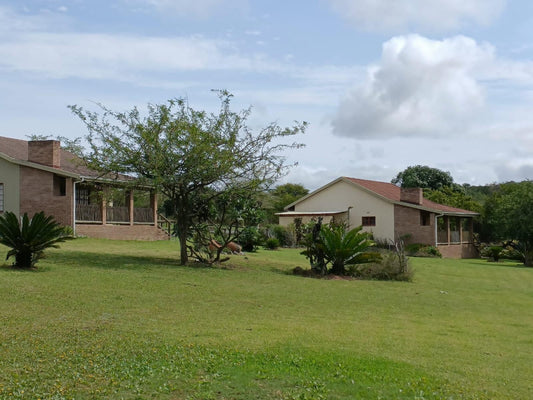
[424,187,482,213]
[263,183,308,223]
[70,91,306,264]
[483,181,533,266]
[0,211,71,269]
[392,165,454,190]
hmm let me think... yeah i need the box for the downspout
[435,213,444,247]
[347,206,353,229]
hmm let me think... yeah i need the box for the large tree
[392,165,454,190]
[263,183,309,223]
[483,181,533,266]
[70,91,306,264]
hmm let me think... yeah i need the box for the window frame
[361,216,376,227]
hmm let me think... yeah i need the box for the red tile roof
[344,177,477,215]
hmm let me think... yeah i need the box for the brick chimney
[28,140,61,168]
[400,187,423,205]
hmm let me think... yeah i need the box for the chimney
[28,140,61,168]
[400,187,423,205]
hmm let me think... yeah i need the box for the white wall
[292,180,395,241]
[0,158,20,216]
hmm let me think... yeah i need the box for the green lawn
[0,238,532,399]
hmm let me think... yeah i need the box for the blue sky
[1,0,533,190]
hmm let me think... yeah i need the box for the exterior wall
[292,180,395,241]
[28,140,60,168]
[394,205,435,245]
[76,224,170,241]
[0,158,20,216]
[19,166,74,227]
[438,243,478,259]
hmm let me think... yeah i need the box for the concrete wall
[0,158,20,216]
[76,224,170,241]
[292,180,395,241]
[394,204,435,245]
[19,166,74,227]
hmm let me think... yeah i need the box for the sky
[1,0,533,190]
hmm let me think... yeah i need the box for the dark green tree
[0,211,71,269]
[70,91,306,264]
[483,181,533,266]
[264,183,309,223]
[392,165,454,190]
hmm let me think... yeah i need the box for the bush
[265,237,280,250]
[349,252,413,281]
[482,245,504,262]
[239,226,261,252]
[405,243,441,258]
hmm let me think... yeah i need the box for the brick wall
[400,187,423,204]
[438,243,478,259]
[28,140,61,168]
[76,224,170,241]
[394,204,435,245]
[19,166,73,226]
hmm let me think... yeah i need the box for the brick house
[277,176,479,258]
[0,136,169,240]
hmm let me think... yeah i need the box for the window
[0,183,4,212]
[53,175,66,196]
[420,211,431,226]
[362,216,376,226]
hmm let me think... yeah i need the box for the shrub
[0,211,72,269]
[482,245,504,262]
[265,237,280,250]
[349,252,413,281]
[405,243,442,258]
[239,226,261,252]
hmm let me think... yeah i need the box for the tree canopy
[483,181,533,266]
[70,91,306,264]
[392,165,454,190]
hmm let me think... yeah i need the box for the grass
[0,238,532,399]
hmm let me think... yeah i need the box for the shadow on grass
[461,258,527,269]
[46,250,226,272]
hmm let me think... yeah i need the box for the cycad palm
[320,224,378,275]
[0,211,71,268]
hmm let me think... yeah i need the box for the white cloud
[0,32,282,80]
[326,0,506,32]
[332,35,495,139]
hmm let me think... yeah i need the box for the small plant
[482,245,504,262]
[0,211,72,269]
[265,237,280,250]
[405,243,442,257]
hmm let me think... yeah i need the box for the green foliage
[302,221,380,275]
[264,183,309,223]
[481,246,504,262]
[349,252,414,281]
[239,226,261,252]
[265,237,280,250]
[70,91,306,264]
[0,211,71,268]
[483,181,533,266]
[424,186,482,213]
[392,165,454,190]
[404,243,442,258]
